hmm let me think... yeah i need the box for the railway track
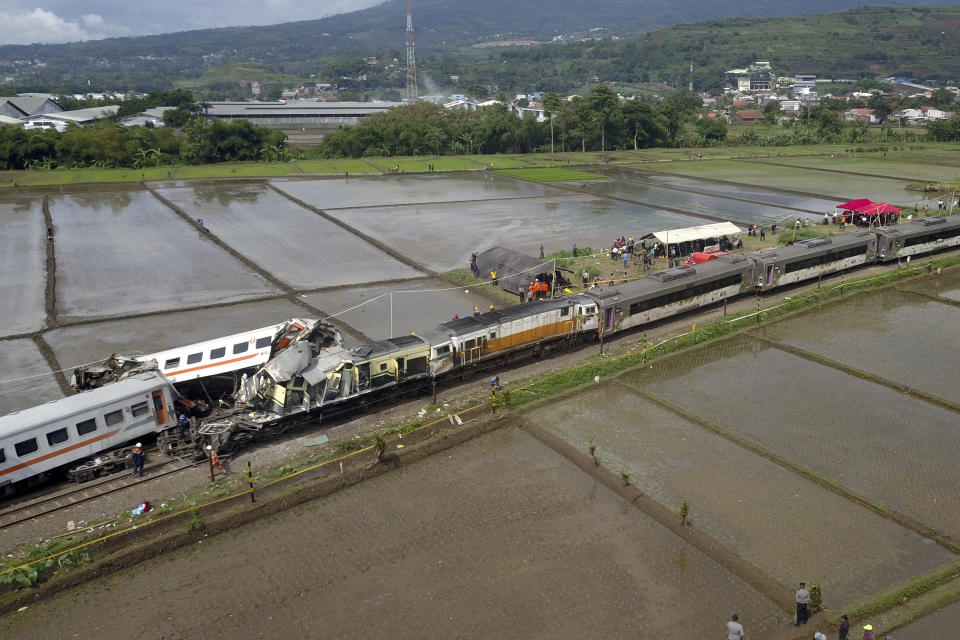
[0,455,203,532]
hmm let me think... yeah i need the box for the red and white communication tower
[405,0,418,103]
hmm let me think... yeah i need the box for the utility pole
[405,0,418,104]
[689,58,694,93]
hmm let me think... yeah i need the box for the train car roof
[748,231,874,262]
[873,216,960,238]
[0,371,170,432]
[588,254,753,302]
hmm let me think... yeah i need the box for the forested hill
[440,5,960,93]
[1,0,959,92]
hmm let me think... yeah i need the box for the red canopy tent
[837,198,873,211]
[851,201,901,226]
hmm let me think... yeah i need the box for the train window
[164,357,180,370]
[489,331,497,339]
[76,418,97,436]
[210,346,226,360]
[46,428,69,447]
[255,336,272,349]
[233,342,249,355]
[131,401,149,417]
[187,352,202,365]
[435,345,450,356]
[0,449,4,463]
[379,363,387,371]
[560,307,569,317]
[15,438,38,457]
[104,410,124,426]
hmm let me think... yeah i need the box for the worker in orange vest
[540,280,549,298]
[529,280,537,300]
[206,445,227,475]
[131,443,145,477]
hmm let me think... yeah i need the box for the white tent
[649,221,742,245]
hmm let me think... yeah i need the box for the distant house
[0,95,62,118]
[919,106,952,120]
[22,105,120,131]
[842,108,878,124]
[733,109,764,124]
[117,107,172,127]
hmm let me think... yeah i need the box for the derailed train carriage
[6,215,960,485]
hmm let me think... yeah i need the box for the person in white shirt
[726,613,744,639]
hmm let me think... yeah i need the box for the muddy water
[891,599,960,638]
[527,385,955,605]
[156,184,422,287]
[304,278,494,341]
[613,169,841,211]
[756,290,960,403]
[49,190,277,320]
[905,269,960,302]
[273,173,562,209]
[758,157,960,184]
[326,194,710,271]
[645,161,918,204]
[628,336,960,539]
[2,428,784,639]
[0,339,62,415]
[0,195,47,335]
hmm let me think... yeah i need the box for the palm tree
[542,92,562,159]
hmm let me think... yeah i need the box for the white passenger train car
[0,372,177,488]
[139,319,315,384]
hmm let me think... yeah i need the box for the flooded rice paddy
[756,289,960,403]
[155,184,423,287]
[49,190,278,321]
[3,428,785,639]
[0,195,47,335]
[2,158,960,634]
[528,386,954,605]
[627,335,960,539]
[303,278,492,341]
[326,194,711,271]
[645,160,920,204]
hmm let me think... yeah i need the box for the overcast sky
[0,0,384,45]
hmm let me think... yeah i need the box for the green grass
[494,168,606,181]
[3,142,959,189]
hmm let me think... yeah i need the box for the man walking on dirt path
[726,613,744,639]
[795,582,811,626]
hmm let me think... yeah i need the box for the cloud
[0,1,382,44]
[0,8,129,44]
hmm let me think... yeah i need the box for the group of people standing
[727,583,863,639]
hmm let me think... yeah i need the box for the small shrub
[621,470,630,486]
[374,434,387,462]
[679,500,689,526]
[810,582,823,611]
[188,509,206,533]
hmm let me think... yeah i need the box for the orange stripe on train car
[164,352,260,378]
[485,319,576,353]
[0,429,121,477]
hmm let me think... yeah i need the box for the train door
[152,390,170,425]
[605,308,614,331]
[766,265,775,287]
[276,322,307,350]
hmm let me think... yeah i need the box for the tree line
[317,87,722,158]
[0,114,287,172]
